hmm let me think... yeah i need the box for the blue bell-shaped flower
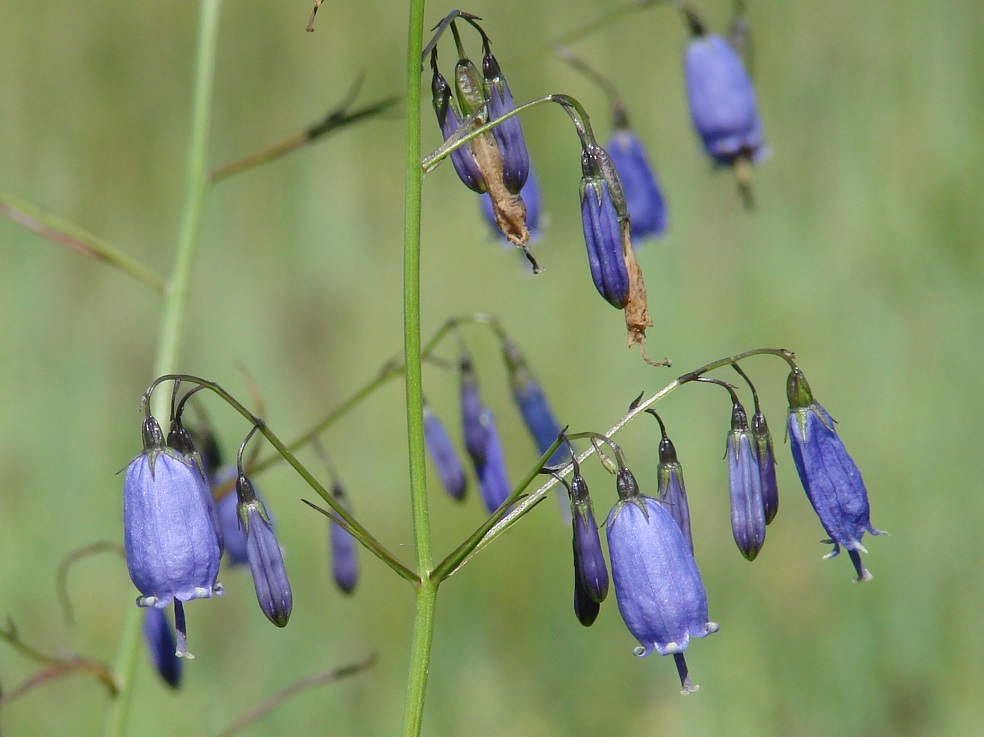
[787,368,883,581]
[607,467,718,694]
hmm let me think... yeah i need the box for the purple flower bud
[684,32,766,166]
[460,351,488,467]
[482,46,530,194]
[605,129,667,241]
[481,167,541,243]
[431,52,486,193]
[142,607,182,688]
[573,568,601,628]
[727,402,767,561]
[751,410,779,525]
[237,474,292,626]
[657,434,694,555]
[607,468,718,694]
[475,409,511,514]
[214,465,274,568]
[502,339,564,467]
[328,483,359,595]
[580,170,630,309]
[787,368,883,581]
[423,402,468,501]
[124,417,223,611]
[570,474,609,608]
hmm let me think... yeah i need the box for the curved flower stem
[104,2,224,735]
[447,347,796,571]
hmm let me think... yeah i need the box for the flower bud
[237,474,292,626]
[328,482,359,595]
[431,51,486,193]
[459,351,488,467]
[727,401,767,561]
[475,409,511,514]
[570,473,609,607]
[751,409,779,525]
[787,368,883,581]
[142,607,182,688]
[502,339,564,467]
[606,128,667,241]
[423,402,468,501]
[684,27,766,166]
[657,433,694,555]
[482,44,530,194]
[580,147,630,309]
[607,467,718,694]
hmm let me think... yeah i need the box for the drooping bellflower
[606,125,667,241]
[607,467,718,694]
[236,473,292,626]
[683,15,766,167]
[787,368,883,581]
[124,415,222,656]
[579,145,630,309]
[423,401,468,501]
[727,400,767,561]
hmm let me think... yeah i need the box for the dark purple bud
[787,368,883,581]
[607,468,718,694]
[481,167,542,243]
[570,473,609,606]
[657,434,694,555]
[605,129,667,241]
[328,482,359,595]
[475,409,511,514]
[142,607,182,688]
[482,46,530,194]
[751,409,779,525]
[237,474,292,626]
[684,33,767,166]
[502,339,565,467]
[727,402,767,561]
[431,51,486,193]
[460,351,488,466]
[423,402,468,501]
[580,176,629,309]
[573,568,601,627]
[124,417,222,618]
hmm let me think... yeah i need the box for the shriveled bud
[787,368,883,581]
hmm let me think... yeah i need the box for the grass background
[2,0,982,735]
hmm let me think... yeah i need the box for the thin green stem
[401,1,437,736]
[0,195,166,294]
[104,2,223,735]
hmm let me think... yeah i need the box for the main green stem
[401,0,437,736]
[104,1,223,735]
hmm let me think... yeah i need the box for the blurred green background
[2,0,982,735]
